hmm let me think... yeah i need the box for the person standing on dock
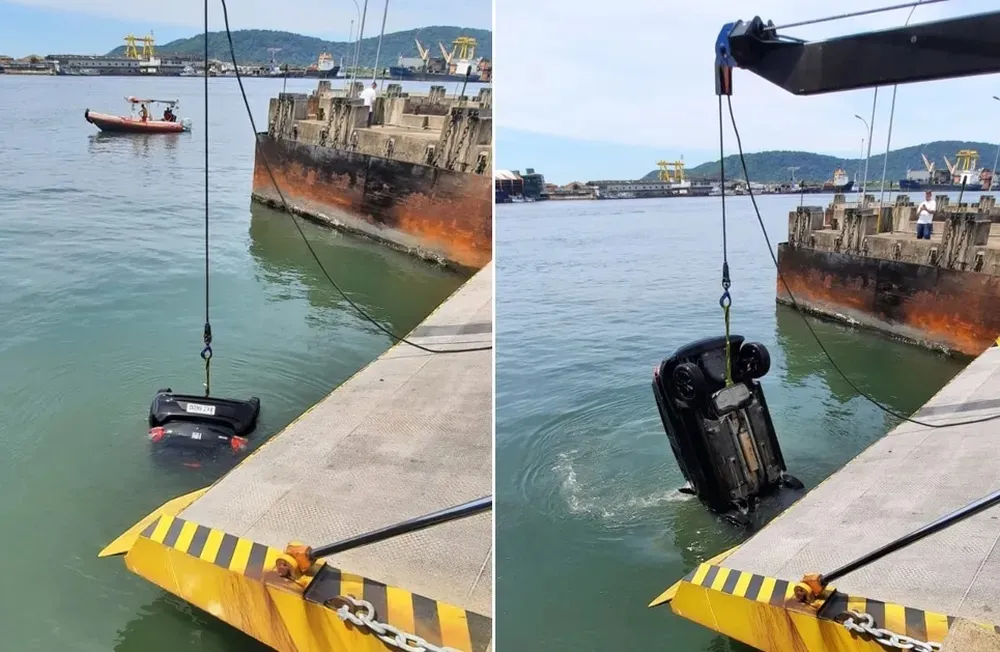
[916,190,936,239]
[360,81,377,127]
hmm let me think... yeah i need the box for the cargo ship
[303,52,339,78]
[268,53,340,79]
[898,149,989,191]
[821,167,854,192]
[388,36,487,82]
[253,80,492,270]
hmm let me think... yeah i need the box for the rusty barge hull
[251,134,491,271]
[776,243,1000,356]
[774,196,1000,357]
[255,82,493,272]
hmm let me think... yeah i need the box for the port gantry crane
[123,32,155,60]
[713,4,1000,604]
[438,36,479,64]
[657,159,686,184]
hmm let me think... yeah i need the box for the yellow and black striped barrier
[656,562,1000,651]
[119,512,491,652]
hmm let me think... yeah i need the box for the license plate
[185,402,216,416]
[191,431,203,440]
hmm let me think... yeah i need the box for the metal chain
[331,594,463,652]
[840,610,942,652]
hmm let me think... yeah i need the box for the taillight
[230,436,248,453]
[149,426,165,443]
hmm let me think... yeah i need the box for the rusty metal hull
[776,243,1000,356]
[251,134,492,271]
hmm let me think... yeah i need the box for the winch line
[217,0,491,355]
[878,0,927,209]
[717,94,734,387]
[725,95,1000,429]
[761,0,949,32]
[201,0,213,396]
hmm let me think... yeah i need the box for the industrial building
[495,168,547,202]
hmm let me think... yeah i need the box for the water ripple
[496,197,967,652]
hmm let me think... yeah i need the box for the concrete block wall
[784,197,1000,275]
[839,208,878,253]
[352,129,431,165]
[399,114,446,131]
[267,83,492,173]
[788,206,824,247]
[402,96,452,117]
[941,213,992,270]
[434,107,492,174]
[267,93,309,139]
[892,204,916,232]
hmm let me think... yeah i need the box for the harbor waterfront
[0,74,474,651]
[495,194,967,651]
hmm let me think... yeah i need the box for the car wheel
[671,362,706,402]
[736,342,771,379]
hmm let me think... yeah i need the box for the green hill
[641,141,999,183]
[107,26,492,67]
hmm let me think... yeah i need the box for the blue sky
[0,0,490,57]
[496,0,1000,184]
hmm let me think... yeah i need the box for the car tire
[671,362,706,402]
[736,342,771,380]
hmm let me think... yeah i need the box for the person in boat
[163,106,175,122]
[139,103,149,122]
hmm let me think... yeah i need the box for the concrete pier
[725,344,1000,622]
[103,263,493,652]
[661,343,1000,651]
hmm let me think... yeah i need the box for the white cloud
[6,0,490,36]
[496,0,1000,160]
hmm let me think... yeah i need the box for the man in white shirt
[360,82,377,127]
[915,190,936,239]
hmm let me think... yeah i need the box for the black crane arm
[716,10,1000,96]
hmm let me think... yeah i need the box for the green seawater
[495,195,967,651]
[0,75,467,650]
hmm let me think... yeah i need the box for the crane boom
[438,42,454,63]
[715,10,1000,96]
[414,39,429,61]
